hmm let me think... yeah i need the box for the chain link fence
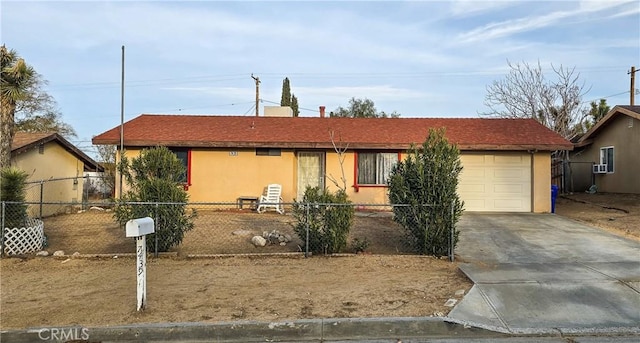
[1,201,456,259]
[23,175,113,218]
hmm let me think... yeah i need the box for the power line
[46,66,631,91]
[243,103,256,115]
[49,74,248,90]
[582,90,630,104]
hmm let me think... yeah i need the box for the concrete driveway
[447,213,640,334]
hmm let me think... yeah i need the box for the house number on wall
[229,151,238,156]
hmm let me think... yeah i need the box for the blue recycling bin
[551,185,559,213]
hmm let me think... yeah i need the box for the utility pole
[251,74,260,116]
[119,45,125,200]
[629,66,636,106]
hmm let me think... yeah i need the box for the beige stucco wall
[190,148,296,202]
[12,142,85,216]
[532,152,551,213]
[117,148,297,203]
[571,115,640,194]
[115,147,552,212]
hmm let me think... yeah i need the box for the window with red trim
[168,148,191,185]
[355,152,400,186]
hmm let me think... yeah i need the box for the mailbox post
[125,217,154,311]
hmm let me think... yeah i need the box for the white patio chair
[256,184,284,214]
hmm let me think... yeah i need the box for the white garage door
[458,153,531,212]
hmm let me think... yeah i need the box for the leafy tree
[387,128,464,256]
[481,60,589,139]
[330,97,400,118]
[280,77,300,116]
[114,146,196,252]
[15,111,76,137]
[587,99,610,127]
[1,167,29,228]
[292,187,354,255]
[1,45,76,169]
[1,45,35,169]
[572,99,611,135]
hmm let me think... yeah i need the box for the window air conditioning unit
[593,164,607,174]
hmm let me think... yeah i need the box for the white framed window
[599,146,614,173]
[356,152,399,185]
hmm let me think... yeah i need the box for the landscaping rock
[89,206,105,211]
[455,289,466,296]
[444,298,457,307]
[72,252,81,257]
[36,251,49,257]
[251,236,267,247]
[53,250,65,257]
[263,230,290,245]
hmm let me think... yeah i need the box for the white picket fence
[3,218,45,256]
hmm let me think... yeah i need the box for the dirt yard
[0,255,470,329]
[3,194,637,330]
[40,209,412,256]
[555,192,640,241]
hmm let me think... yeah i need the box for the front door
[297,152,325,200]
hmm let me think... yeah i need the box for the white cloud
[449,0,518,17]
[457,0,637,43]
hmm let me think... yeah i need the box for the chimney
[319,106,326,118]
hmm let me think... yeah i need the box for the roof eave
[14,133,104,172]
[578,105,640,143]
[95,139,572,152]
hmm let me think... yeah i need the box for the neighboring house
[571,105,640,194]
[11,132,104,216]
[92,112,572,213]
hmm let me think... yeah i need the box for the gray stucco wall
[571,114,640,194]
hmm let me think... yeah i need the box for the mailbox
[126,217,155,237]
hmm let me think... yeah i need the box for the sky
[1,0,639,158]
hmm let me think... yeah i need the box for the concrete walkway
[448,213,640,334]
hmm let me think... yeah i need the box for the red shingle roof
[92,114,573,151]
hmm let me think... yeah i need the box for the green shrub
[114,147,196,252]
[1,168,29,228]
[387,128,464,256]
[350,237,370,254]
[292,187,354,255]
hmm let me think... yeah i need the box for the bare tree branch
[480,60,590,139]
[327,130,349,192]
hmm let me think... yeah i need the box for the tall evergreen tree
[291,94,299,117]
[280,77,300,116]
[280,77,291,107]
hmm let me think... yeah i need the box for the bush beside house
[292,187,354,255]
[114,146,196,252]
[387,128,464,256]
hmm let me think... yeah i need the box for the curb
[1,317,504,342]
